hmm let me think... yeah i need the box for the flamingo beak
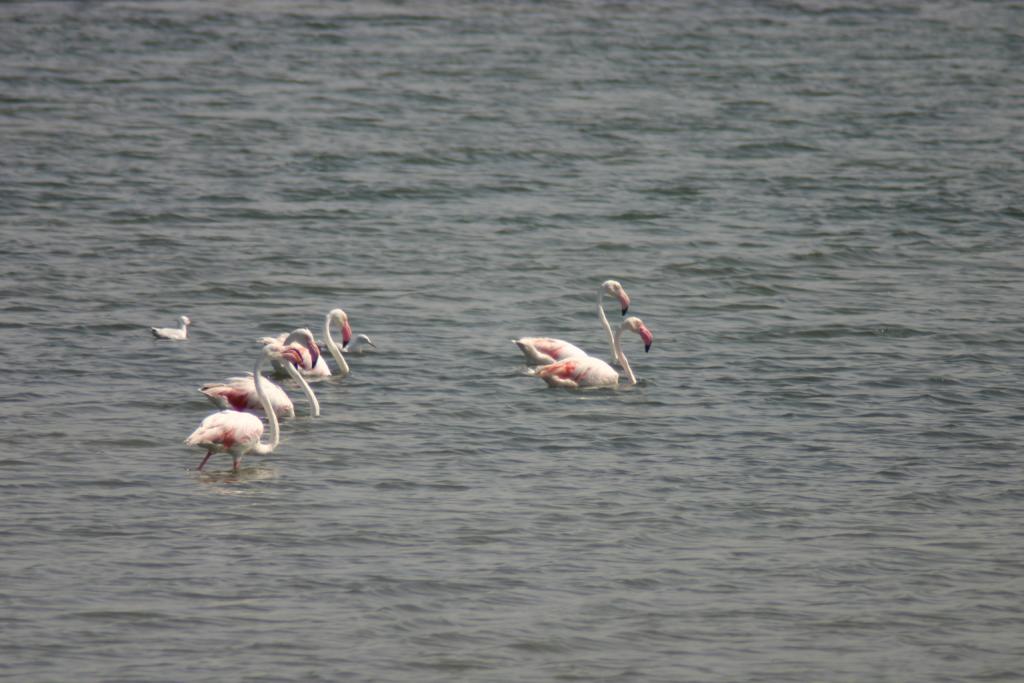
[640,326,653,352]
[342,320,353,346]
[282,348,303,366]
[307,341,321,367]
[619,291,630,315]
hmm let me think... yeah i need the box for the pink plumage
[530,316,654,389]
[185,347,286,472]
[185,410,265,471]
[514,280,631,366]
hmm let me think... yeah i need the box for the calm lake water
[2,1,1023,681]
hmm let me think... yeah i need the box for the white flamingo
[185,346,288,471]
[319,308,356,378]
[151,316,191,341]
[199,347,320,418]
[514,280,631,365]
[530,316,653,389]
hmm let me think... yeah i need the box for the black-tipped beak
[622,306,629,315]
[644,342,651,353]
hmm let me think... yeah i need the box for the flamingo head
[329,308,353,346]
[603,280,630,315]
[624,316,653,352]
[286,328,320,368]
[180,316,192,327]
[279,346,305,368]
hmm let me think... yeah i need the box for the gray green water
[2,2,1023,681]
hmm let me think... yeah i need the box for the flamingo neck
[614,324,638,386]
[324,313,350,377]
[598,286,615,361]
[252,351,280,453]
[284,359,320,417]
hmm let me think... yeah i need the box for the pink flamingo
[514,280,631,365]
[530,316,653,389]
[259,328,322,377]
[262,308,362,379]
[185,346,288,472]
[151,315,191,340]
[199,347,320,418]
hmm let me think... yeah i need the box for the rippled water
[2,1,1023,681]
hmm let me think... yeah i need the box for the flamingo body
[185,410,265,471]
[151,316,191,340]
[201,346,319,418]
[200,375,295,418]
[529,316,654,390]
[515,280,631,365]
[513,337,588,365]
[531,356,620,389]
[185,347,284,471]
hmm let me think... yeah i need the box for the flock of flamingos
[151,280,654,473]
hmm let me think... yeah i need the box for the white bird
[185,346,287,472]
[151,316,191,340]
[343,334,377,354]
[514,280,631,365]
[199,347,320,418]
[530,316,653,389]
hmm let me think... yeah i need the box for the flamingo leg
[232,456,241,472]
[197,451,213,471]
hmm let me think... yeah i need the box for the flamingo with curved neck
[530,316,653,389]
[185,346,284,471]
[514,280,631,365]
[261,328,322,377]
[322,308,354,378]
[200,347,320,418]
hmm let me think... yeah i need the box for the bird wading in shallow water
[185,346,292,472]
[529,316,653,389]
[261,307,369,379]
[260,328,322,378]
[514,280,631,365]
[199,347,320,418]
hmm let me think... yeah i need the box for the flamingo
[262,309,363,379]
[530,316,653,389]
[514,280,631,365]
[185,346,288,472]
[319,308,356,378]
[151,316,191,340]
[199,347,320,418]
[260,328,322,377]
